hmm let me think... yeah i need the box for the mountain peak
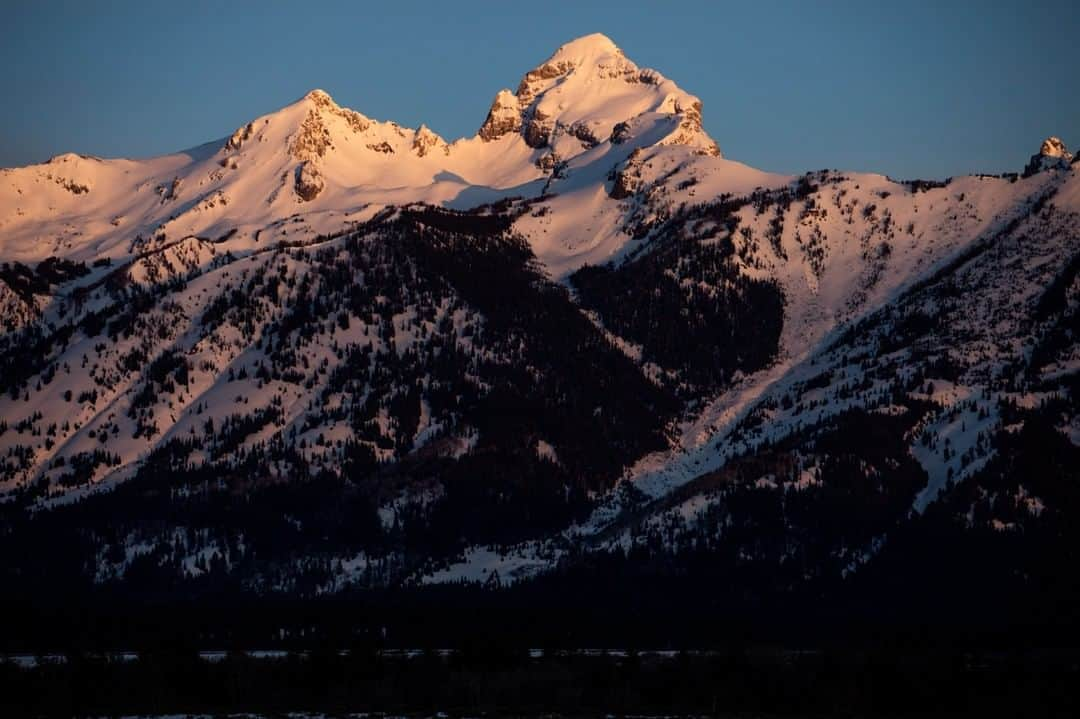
[546,32,623,65]
[478,33,719,156]
[1024,135,1073,176]
[518,33,637,100]
[1040,136,1072,160]
[303,88,336,106]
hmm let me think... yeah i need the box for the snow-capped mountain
[0,34,717,274]
[1,34,1077,604]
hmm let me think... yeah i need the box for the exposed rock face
[366,141,394,154]
[523,108,553,148]
[535,151,562,172]
[158,176,182,202]
[609,172,638,200]
[478,89,522,141]
[412,125,448,157]
[610,121,632,145]
[305,89,371,133]
[1023,136,1074,176]
[290,111,333,161]
[294,161,323,202]
[566,120,601,149]
[609,149,643,199]
[55,176,90,194]
[516,60,577,104]
[224,122,254,152]
[665,99,721,157]
[284,90,379,164]
[1041,136,1072,159]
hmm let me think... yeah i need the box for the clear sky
[2,0,1078,179]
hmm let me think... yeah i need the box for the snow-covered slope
[427,152,1080,584]
[0,33,719,275]
[1,34,1078,598]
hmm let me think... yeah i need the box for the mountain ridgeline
[0,34,1078,641]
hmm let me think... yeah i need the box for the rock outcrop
[224,122,254,152]
[478,89,522,141]
[1023,136,1074,176]
[412,125,448,157]
[294,161,323,202]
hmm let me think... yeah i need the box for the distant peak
[412,124,447,157]
[1040,136,1071,160]
[547,33,622,63]
[529,33,631,83]
[301,89,372,133]
[47,152,100,165]
[1023,136,1073,176]
[221,88,376,157]
[478,32,718,155]
[303,88,338,108]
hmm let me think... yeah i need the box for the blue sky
[2,0,1077,178]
